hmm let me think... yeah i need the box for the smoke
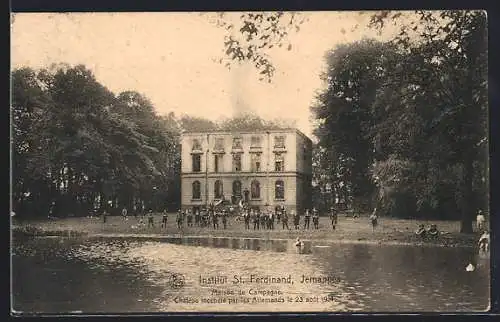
[230,64,255,117]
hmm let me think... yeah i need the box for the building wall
[180,129,312,213]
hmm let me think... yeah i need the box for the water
[11,236,490,313]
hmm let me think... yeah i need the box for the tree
[206,12,307,82]
[368,10,487,232]
[11,64,183,217]
[311,39,401,211]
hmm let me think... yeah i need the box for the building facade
[180,129,313,214]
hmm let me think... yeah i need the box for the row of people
[109,205,341,231]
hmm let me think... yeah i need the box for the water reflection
[12,236,489,313]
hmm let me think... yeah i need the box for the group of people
[236,206,340,231]
[175,208,230,230]
[415,223,440,240]
[101,203,344,231]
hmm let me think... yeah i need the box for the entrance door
[232,180,242,203]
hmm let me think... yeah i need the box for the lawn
[11,213,484,247]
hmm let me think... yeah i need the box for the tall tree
[311,39,400,211]
[368,10,487,232]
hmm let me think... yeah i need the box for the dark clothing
[176,213,184,229]
[313,216,319,229]
[212,214,219,229]
[161,215,168,228]
[148,215,154,227]
[244,214,250,230]
[294,215,300,229]
[222,214,228,229]
[253,214,260,230]
[282,214,289,230]
[304,214,311,229]
[330,211,337,230]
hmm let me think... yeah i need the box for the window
[214,180,223,199]
[214,154,223,173]
[232,180,242,198]
[192,138,202,151]
[251,136,261,147]
[274,153,284,172]
[251,180,260,199]
[192,181,201,200]
[274,135,286,148]
[192,154,201,172]
[251,153,261,172]
[214,138,224,151]
[275,180,285,200]
[232,153,242,172]
[232,137,243,149]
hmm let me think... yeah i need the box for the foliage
[311,11,487,231]
[11,65,182,217]
[206,12,307,82]
[180,111,296,133]
[311,39,400,212]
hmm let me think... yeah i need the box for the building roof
[181,128,312,143]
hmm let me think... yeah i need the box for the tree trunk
[460,155,474,233]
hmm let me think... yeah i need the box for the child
[476,210,485,231]
[282,210,290,230]
[329,207,338,231]
[176,210,184,229]
[427,224,439,239]
[294,212,300,230]
[161,212,168,228]
[478,231,490,252]
[304,209,311,229]
[312,211,319,230]
[187,210,193,227]
[415,224,426,239]
[222,210,228,230]
[147,210,154,228]
[369,208,378,231]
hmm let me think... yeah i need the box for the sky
[11,12,398,138]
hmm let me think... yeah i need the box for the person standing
[369,208,378,232]
[304,209,311,229]
[253,210,259,230]
[282,209,290,230]
[476,210,485,231]
[294,211,300,230]
[187,209,193,227]
[222,210,228,230]
[176,210,184,229]
[244,210,250,230]
[122,207,128,220]
[102,209,107,223]
[312,209,319,230]
[261,211,268,230]
[161,211,168,229]
[329,206,338,231]
[195,209,201,226]
[147,209,154,228]
[212,211,219,229]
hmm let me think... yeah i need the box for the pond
[11,236,490,313]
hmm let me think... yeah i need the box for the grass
[11,213,485,248]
